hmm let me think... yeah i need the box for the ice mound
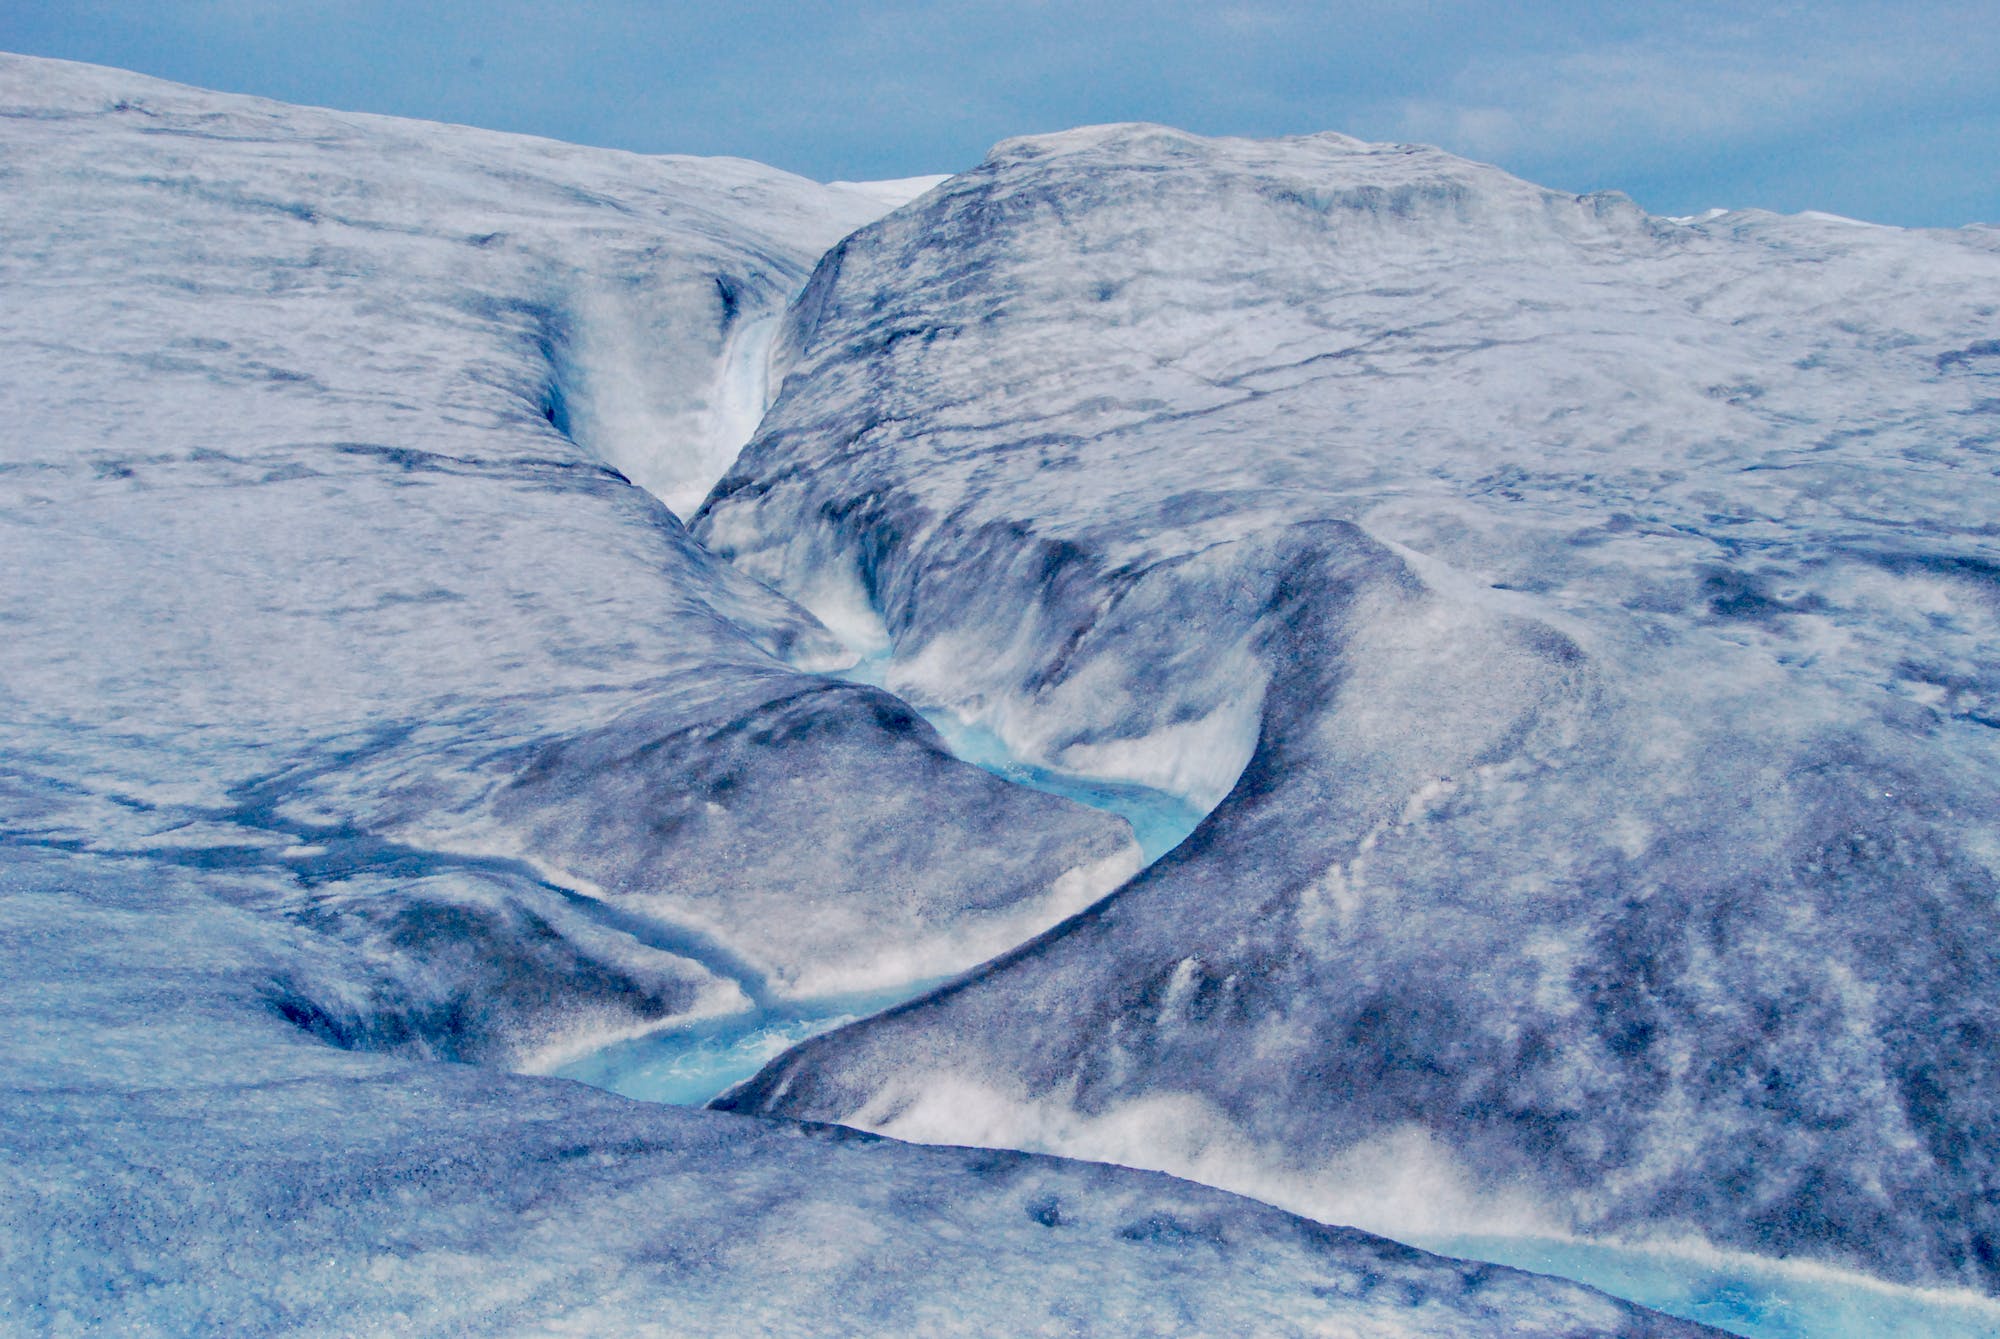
[705,120,2000,1292]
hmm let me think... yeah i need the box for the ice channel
[835,651,1209,866]
[534,276,2000,1336]
[552,654,1208,1107]
[537,611,2000,1339]
[552,648,2000,1339]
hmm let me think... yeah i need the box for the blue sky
[6,1,1996,226]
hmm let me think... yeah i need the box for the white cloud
[1380,4,1999,166]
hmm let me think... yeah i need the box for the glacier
[0,49,1139,1051]
[0,52,1735,1336]
[700,121,2000,1310]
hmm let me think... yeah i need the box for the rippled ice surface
[1416,1234,2000,1339]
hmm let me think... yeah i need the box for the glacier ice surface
[0,54,1731,1336]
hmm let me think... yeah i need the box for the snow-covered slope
[703,124,2000,1292]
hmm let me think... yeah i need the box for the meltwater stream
[1410,1235,2000,1339]
[546,661,2000,1339]
[551,977,952,1107]
[836,652,1209,867]
[552,655,1207,1107]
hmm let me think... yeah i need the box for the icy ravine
[703,121,2000,1302]
[0,54,1725,1336]
[10,851,1723,1339]
[558,649,1204,1106]
[0,46,1140,1047]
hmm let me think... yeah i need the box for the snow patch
[1795,210,1899,230]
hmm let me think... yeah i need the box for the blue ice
[1415,1234,2000,1339]
[553,980,946,1107]
[837,653,1208,865]
[559,656,1205,1107]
